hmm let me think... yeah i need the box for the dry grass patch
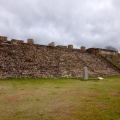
[0,77,120,120]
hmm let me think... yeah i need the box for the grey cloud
[0,0,120,51]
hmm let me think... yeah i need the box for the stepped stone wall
[101,54,120,69]
[0,36,120,79]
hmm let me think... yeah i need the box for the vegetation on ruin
[0,76,120,120]
[105,46,118,51]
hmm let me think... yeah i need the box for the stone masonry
[0,36,120,78]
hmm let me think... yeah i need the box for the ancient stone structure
[0,36,7,43]
[0,36,120,79]
[27,39,34,44]
[49,42,55,47]
[68,44,73,49]
[11,39,24,45]
[0,36,7,40]
[81,46,86,51]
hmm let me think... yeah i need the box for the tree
[105,46,118,51]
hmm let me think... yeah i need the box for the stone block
[11,39,24,44]
[68,44,73,49]
[49,42,55,47]
[81,46,86,51]
[83,66,88,80]
[27,39,34,44]
[0,36,7,43]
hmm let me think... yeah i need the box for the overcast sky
[0,0,120,51]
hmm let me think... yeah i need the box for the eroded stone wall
[0,36,120,78]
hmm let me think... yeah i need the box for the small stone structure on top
[0,36,7,43]
[27,39,34,45]
[49,42,55,47]
[11,39,24,45]
[81,46,86,51]
[68,44,73,49]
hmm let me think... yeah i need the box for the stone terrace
[0,36,120,78]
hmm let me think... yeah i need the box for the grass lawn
[0,76,120,120]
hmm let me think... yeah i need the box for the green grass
[0,76,120,120]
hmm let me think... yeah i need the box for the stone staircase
[101,54,120,69]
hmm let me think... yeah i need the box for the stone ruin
[49,42,55,47]
[81,46,86,51]
[68,44,73,49]
[0,36,7,44]
[0,35,120,79]
[27,39,34,45]
[11,39,24,45]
